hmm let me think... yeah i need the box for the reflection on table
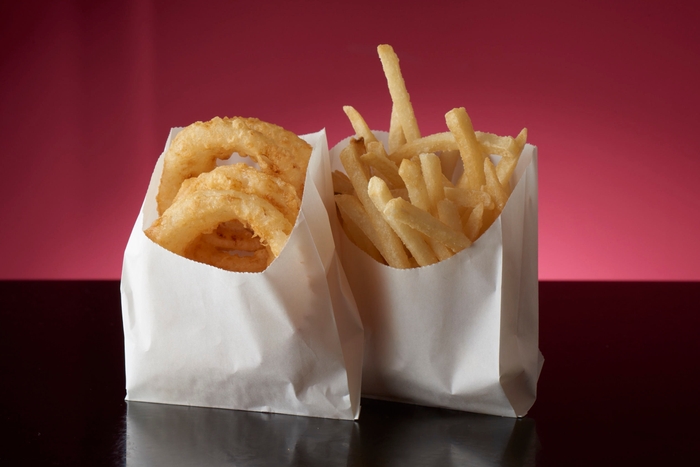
[6,281,699,465]
[126,398,537,466]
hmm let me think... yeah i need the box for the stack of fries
[333,44,527,269]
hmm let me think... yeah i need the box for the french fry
[332,170,354,195]
[515,127,528,150]
[483,157,508,212]
[437,199,462,234]
[388,104,407,153]
[384,197,471,253]
[444,186,494,210]
[439,149,461,182]
[400,155,453,261]
[335,194,385,264]
[398,159,430,211]
[346,137,370,180]
[389,132,457,163]
[496,128,528,189]
[419,152,444,215]
[334,44,528,268]
[389,130,527,166]
[426,234,454,262]
[463,203,484,242]
[477,132,519,158]
[479,206,498,237]
[368,177,438,267]
[496,157,517,193]
[343,106,378,145]
[441,173,454,188]
[445,107,485,191]
[340,142,411,269]
[361,141,405,189]
[378,44,421,143]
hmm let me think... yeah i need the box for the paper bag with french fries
[329,45,542,417]
[121,127,363,420]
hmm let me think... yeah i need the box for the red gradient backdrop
[1,0,698,280]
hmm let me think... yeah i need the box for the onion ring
[172,163,301,224]
[183,238,271,273]
[147,116,310,272]
[233,117,313,197]
[145,189,293,259]
[200,224,263,252]
[156,117,312,215]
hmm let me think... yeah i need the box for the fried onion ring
[200,226,263,252]
[156,117,312,215]
[172,163,301,224]
[147,116,311,272]
[146,189,293,258]
[183,238,271,273]
[232,117,312,197]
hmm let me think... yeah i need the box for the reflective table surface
[1,281,698,466]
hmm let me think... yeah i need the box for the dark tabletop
[1,281,698,466]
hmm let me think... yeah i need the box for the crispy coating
[145,189,293,259]
[200,222,263,252]
[156,117,312,215]
[148,116,311,272]
[173,164,301,224]
[183,239,271,273]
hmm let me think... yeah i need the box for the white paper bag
[330,132,543,417]
[121,128,363,420]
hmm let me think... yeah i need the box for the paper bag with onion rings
[121,120,363,420]
[329,45,542,417]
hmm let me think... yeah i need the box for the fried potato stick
[483,157,509,212]
[335,194,385,264]
[389,130,527,166]
[378,44,421,143]
[384,197,471,253]
[445,108,485,191]
[368,177,438,267]
[444,186,494,210]
[332,170,355,195]
[340,143,411,268]
[388,104,407,153]
[462,203,484,242]
[361,141,405,189]
[437,199,463,234]
[496,128,528,189]
[343,106,378,145]
[439,150,461,182]
[398,159,431,212]
[389,132,457,163]
[399,157,452,260]
[419,153,445,216]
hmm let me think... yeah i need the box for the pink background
[1,0,698,281]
